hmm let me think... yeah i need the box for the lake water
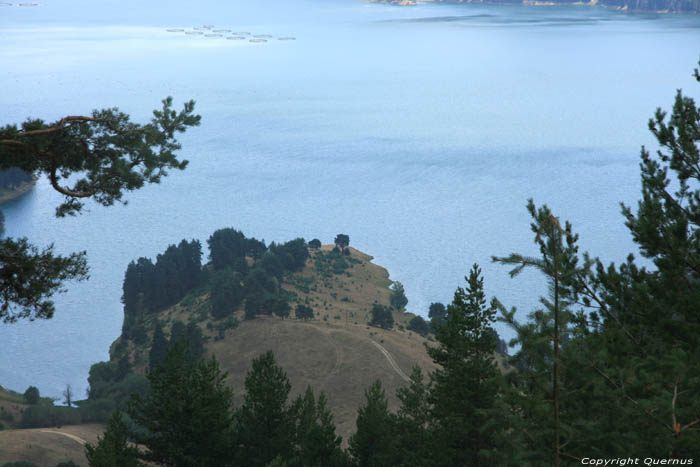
[1,0,699,400]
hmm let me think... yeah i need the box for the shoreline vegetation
[366,0,699,14]
[0,179,36,204]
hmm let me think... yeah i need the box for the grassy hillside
[112,245,437,443]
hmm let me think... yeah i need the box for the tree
[407,315,429,336]
[128,341,234,466]
[368,304,393,329]
[0,97,199,323]
[348,380,395,467]
[207,228,247,270]
[427,264,505,467]
[295,304,314,320]
[210,268,244,320]
[393,366,433,467]
[84,411,144,467]
[493,202,580,466]
[148,321,168,373]
[308,239,321,249]
[23,386,40,405]
[233,351,294,467]
[63,384,73,407]
[334,234,349,251]
[389,281,408,310]
[288,386,346,467]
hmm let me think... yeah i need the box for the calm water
[1,0,699,399]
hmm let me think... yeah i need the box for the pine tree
[348,380,396,467]
[427,264,503,467]
[392,366,434,467]
[128,341,234,466]
[148,322,168,373]
[233,351,294,467]
[288,386,346,467]
[85,411,143,467]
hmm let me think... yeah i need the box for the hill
[0,386,105,466]
[108,245,437,444]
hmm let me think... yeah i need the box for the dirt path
[371,341,410,382]
[38,430,87,445]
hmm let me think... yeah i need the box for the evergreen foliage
[128,341,234,466]
[85,411,143,467]
[428,264,505,466]
[407,315,429,336]
[210,268,244,319]
[389,281,408,310]
[368,304,394,329]
[233,351,294,467]
[23,386,39,405]
[0,98,199,322]
[348,381,395,467]
[295,304,314,320]
[148,322,168,373]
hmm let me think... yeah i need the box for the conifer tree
[233,351,294,467]
[392,366,434,467]
[148,321,168,373]
[427,264,503,467]
[85,411,143,467]
[348,380,396,467]
[128,341,234,466]
[288,386,346,467]
[493,202,580,465]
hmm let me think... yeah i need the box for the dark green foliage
[85,411,143,467]
[0,98,199,322]
[368,304,394,329]
[210,268,244,319]
[269,297,291,319]
[56,461,79,467]
[427,302,446,329]
[392,366,433,467]
[20,405,82,428]
[128,341,234,467]
[288,386,347,467]
[407,316,429,336]
[207,228,248,269]
[270,238,309,272]
[246,237,268,260]
[121,240,201,315]
[261,251,285,279]
[389,281,408,310]
[348,381,395,467]
[233,351,294,467]
[428,265,504,467]
[23,386,39,405]
[295,304,314,320]
[148,322,168,373]
[334,234,349,250]
[308,238,321,249]
[167,320,205,362]
[0,237,88,322]
[2,462,38,467]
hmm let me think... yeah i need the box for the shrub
[389,281,408,310]
[308,238,321,249]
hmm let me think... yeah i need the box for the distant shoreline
[0,179,36,204]
[365,0,699,14]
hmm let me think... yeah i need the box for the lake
[1,0,699,399]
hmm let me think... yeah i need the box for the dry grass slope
[122,245,438,444]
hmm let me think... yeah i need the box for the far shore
[0,180,36,204]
